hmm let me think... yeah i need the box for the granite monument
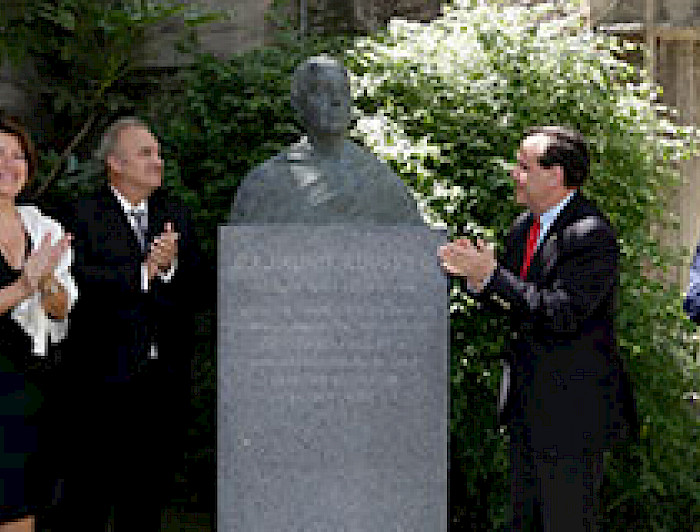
[220,56,447,531]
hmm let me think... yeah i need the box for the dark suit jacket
[64,184,196,387]
[484,192,637,456]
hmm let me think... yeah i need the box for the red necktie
[520,216,540,279]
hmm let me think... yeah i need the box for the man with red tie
[439,126,637,531]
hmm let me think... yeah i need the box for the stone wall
[305,0,442,32]
[658,39,700,282]
[4,1,445,113]
[588,0,700,285]
[144,0,275,66]
[143,0,443,65]
[590,0,700,25]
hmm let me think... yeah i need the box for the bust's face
[299,66,351,137]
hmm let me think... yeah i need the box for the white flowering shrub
[347,1,699,529]
[144,1,699,525]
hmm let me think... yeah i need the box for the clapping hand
[20,233,72,292]
[146,222,179,279]
[438,237,497,289]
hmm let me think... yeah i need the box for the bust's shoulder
[242,148,301,185]
[340,139,399,178]
[231,148,299,223]
[343,139,387,164]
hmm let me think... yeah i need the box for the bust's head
[290,56,351,138]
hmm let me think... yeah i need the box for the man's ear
[106,153,121,175]
[551,165,565,187]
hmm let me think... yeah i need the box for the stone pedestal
[218,225,448,531]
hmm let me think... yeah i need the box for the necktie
[131,207,148,252]
[520,216,540,279]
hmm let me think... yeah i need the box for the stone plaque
[218,225,448,531]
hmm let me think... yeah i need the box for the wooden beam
[655,26,700,40]
[597,23,700,41]
[646,0,656,80]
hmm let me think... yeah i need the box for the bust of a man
[230,55,423,224]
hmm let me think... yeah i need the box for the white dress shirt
[109,185,176,293]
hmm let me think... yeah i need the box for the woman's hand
[20,233,72,293]
[39,274,69,320]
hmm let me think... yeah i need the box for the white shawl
[11,205,78,356]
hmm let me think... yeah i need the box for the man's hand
[145,222,179,280]
[438,238,497,289]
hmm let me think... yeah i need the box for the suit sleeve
[483,216,618,334]
[151,201,201,320]
[69,211,143,298]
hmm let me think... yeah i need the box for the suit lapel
[504,211,533,274]
[148,191,173,245]
[526,192,584,281]
[147,195,159,246]
[100,185,146,259]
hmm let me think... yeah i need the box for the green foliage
[149,2,699,524]
[4,0,698,525]
[0,0,220,197]
[346,1,700,529]
[146,29,350,507]
[152,39,350,259]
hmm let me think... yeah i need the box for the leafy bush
[5,0,698,526]
[147,31,351,507]
[151,1,700,523]
[347,1,699,529]
[0,0,218,198]
[149,1,699,526]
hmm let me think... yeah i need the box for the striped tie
[131,207,148,252]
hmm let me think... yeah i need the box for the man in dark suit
[439,126,637,531]
[55,117,195,531]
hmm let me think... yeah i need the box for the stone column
[677,39,700,287]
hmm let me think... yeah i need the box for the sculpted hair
[96,116,150,167]
[290,55,350,116]
[526,125,589,187]
[0,113,38,183]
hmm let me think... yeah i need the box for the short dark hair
[0,113,38,183]
[525,125,589,187]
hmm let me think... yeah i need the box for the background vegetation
[2,0,698,529]
[347,3,700,528]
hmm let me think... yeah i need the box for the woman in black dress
[0,115,77,531]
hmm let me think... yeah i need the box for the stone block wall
[590,0,700,25]
[306,0,442,32]
[585,0,700,285]
[143,0,275,67]
[657,39,700,281]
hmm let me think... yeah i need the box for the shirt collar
[536,190,576,245]
[110,184,147,215]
